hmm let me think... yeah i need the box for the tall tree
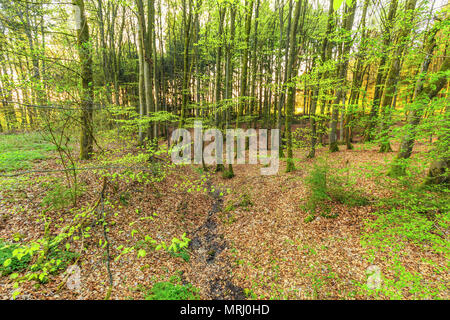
[236,0,254,129]
[74,0,94,160]
[307,0,334,158]
[179,0,193,128]
[284,0,302,172]
[344,0,369,150]
[224,2,237,178]
[364,0,399,142]
[329,0,356,152]
[378,0,418,152]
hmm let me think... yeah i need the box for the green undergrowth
[169,247,190,262]
[358,178,449,299]
[303,160,369,221]
[40,182,85,210]
[0,239,79,281]
[142,275,200,300]
[0,240,32,276]
[0,133,55,172]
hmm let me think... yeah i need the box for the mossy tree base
[329,142,339,152]
[286,158,295,173]
[425,159,449,185]
[222,169,234,179]
[379,142,393,153]
[307,148,315,159]
[346,142,353,150]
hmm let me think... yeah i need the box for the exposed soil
[188,180,245,299]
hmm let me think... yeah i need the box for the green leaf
[3,258,12,267]
[137,249,146,258]
[333,0,344,11]
[12,290,20,300]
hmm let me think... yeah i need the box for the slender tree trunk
[345,0,369,150]
[74,0,95,160]
[364,0,398,141]
[236,0,254,129]
[136,2,147,143]
[179,0,192,128]
[224,3,236,177]
[329,0,356,152]
[378,0,417,152]
[395,55,449,175]
[214,5,226,172]
[307,0,333,158]
[249,0,260,124]
[284,0,302,172]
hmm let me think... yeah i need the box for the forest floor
[0,132,448,300]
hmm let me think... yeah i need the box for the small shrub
[169,247,190,262]
[144,275,200,300]
[119,191,131,206]
[304,161,369,215]
[0,240,31,276]
[41,183,84,209]
[328,183,369,207]
[304,162,331,214]
[222,170,235,179]
[224,202,235,212]
[238,192,253,209]
[304,214,315,223]
[0,239,79,281]
[44,246,80,271]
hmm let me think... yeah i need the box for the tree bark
[378,0,417,153]
[74,0,95,160]
[329,0,356,152]
[285,0,302,172]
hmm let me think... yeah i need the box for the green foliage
[0,240,32,276]
[304,162,330,214]
[363,184,449,255]
[169,248,190,262]
[144,275,200,300]
[243,288,258,299]
[359,179,449,299]
[222,169,235,179]
[0,239,78,282]
[0,133,55,172]
[95,142,170,185]
[224,201,235,212]
[303,214,315,223]
[303,160,369,216]
[41,182,85,210]
[29,245,80,278]
[328,182,370,207]
[156,233,191,253]
[237,191,253,210]
[300,262,338,299]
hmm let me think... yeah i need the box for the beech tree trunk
[74,0,95,160]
